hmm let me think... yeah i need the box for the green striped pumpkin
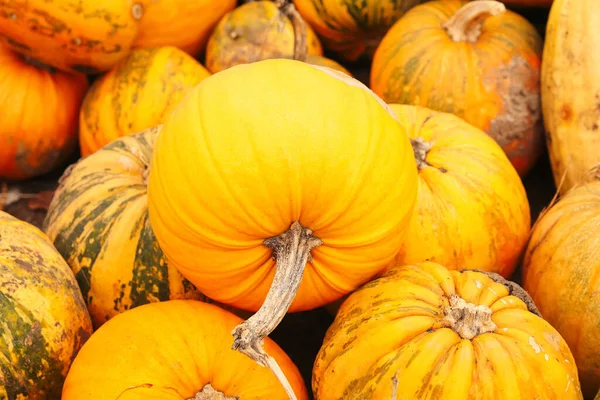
[43,126,210,329]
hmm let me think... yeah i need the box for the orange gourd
[0,45,88,180]
[147,58,418,390]
[313,262,583,399]
[78,46,210,157]
[62,300,308,399]
[371,0,544,177]
[522,168,600,398]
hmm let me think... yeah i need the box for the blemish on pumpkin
[131,3,144,20]
[528,336,541,353]
[560,104,573,122]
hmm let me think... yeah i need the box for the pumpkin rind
[132,0,236,58]
[371,0,544,177]
[62,300,308,399]
[205,0,323,74]
[522,176,600,398]
[292,0,428,62]
[0,45,88,180]
[0,0,141,74]
[313,262,583,399]
[43,127,209,329]
[540,0,600,194]
[78,46,211,157]
[0,211,93,398]
[390,104,530,278]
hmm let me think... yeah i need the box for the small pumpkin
[62,300,309,399]
[132,0,236,58]
[371,0,544,177]
[0,45,88,180]
[78,46,211,157]
[292,0,428,62]
[313,262,583,399]
[205,0,323,74]
[541,0,600,194]
[0,210,93,398]
[147,58,418,388]
[0,1,141,74]
[43,127,209,329]
[522,167,600,398]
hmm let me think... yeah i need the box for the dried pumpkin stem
[410,138,433,169]
[443,294,497,339]
[231,221,322,400]
[189,383,237,400]
[442,1,506,43]
[277,0,309,62]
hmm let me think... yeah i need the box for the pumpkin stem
[277,0,309,62]
[189,383,237,400]
[442,1,506,43]
[443,294,497,339]
[410,138,433,169]
[231,221,322,400]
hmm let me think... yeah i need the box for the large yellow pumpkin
[78,46,211,157]
[147,59,418,383]
[0,45,88,180]
[62,300,308,399]
[522,170,600,398]
[389,104,530,278]
[0,210,93,398]
[313,262,583,399]
[371,0,544,177]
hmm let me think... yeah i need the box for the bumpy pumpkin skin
[313,262,583,399]
[0,0,142,74]
[43,127,210,329]
[205,0,323,74]
[0,45,88,180]
[293,0,427,62]
[79,46,211,157]
[371,0,544,177]
[390,105,530,278]
[132,0,236,58]
[148,59,418,313]
[522,177,600,398]
[0,211,93,399]
[62,300,309,399]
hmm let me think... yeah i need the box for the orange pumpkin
[205,0,323,74]
[522,169,600,398]
[293,0,428,62]
[313,262,583,399]
[371,0,544,177]
[0,45,88,180]
[62,300,308,399]
[132,0,237,58]
[147,59,418,387]
[78,46,211,157]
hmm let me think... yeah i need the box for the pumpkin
[389,105,530,278]
[292,0,428,62]
[132,0,236,58]
[522,168,600,398]
[540,0,600,194]
[0,210,93,398]
[305,55,353,76]
[205,0,323,74]
[0,45,88,180]
[43,126,210,330]
[62,300,309,399]
[313,261,583,399]
[0,0,142,74]
[371,0,544,177]
[78,46,211,157]
[147,58,418,389]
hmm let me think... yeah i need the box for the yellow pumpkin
[371,0,544,177]
[147,59,418,387]
[313,262,583,399]
[78,46,211,157]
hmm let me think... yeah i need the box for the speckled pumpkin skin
[43,127,210,329]
[0,210,93,398]
[371,0,544,177]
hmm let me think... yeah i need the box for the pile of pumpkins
[0,0,598,399]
